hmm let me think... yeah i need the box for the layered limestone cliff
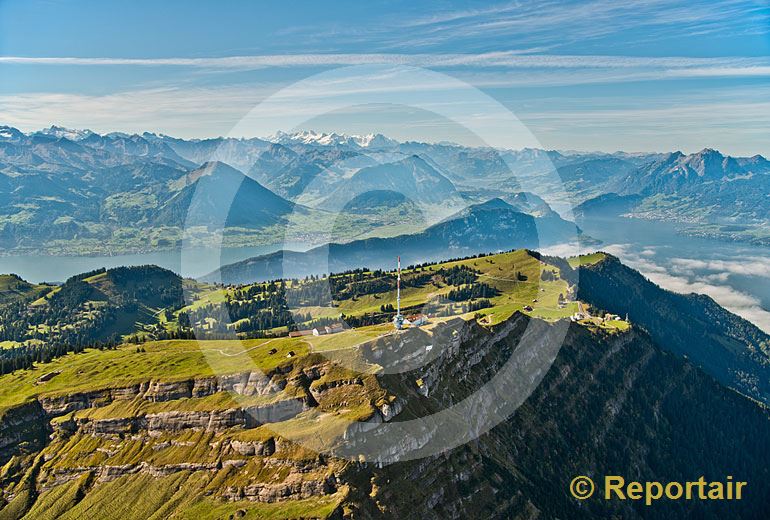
[1,313,769,519]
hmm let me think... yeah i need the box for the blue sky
[1,0,769,154]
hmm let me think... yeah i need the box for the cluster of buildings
[391,257,430,331]
[570,302,591,322]
[288,322,345,338]
[406,314,428,327]
[570,301,624,324]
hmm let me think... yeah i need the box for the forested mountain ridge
[0,275,51,305]
[577,253,770,404]
[0,266,182,374]
[204,199,582,284]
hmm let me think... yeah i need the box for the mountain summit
[270,129,398,149]
[204,197,580,284]
[157,161,298,228]
[31,125,95,141]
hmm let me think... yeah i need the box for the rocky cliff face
[0,401,48,459]
[345,317,770,519]
[35,369,290,417]
[1,313,769,519]
[0,355,367,518]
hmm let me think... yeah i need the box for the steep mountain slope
[204,199,581,284]
[612,149,770,224]
[397,142,513,184]
[248,146,366,201]
[501,191,555,217]
[247,142,299,180]
[145,134,271,173]
[155,161,299,229]
[576,254,770,404]
[555,156,641,202]
[356,318,770,519]
[573,192,643,218]
[0,275,50,305]
[342,190,421,216]
[627,149,770,192]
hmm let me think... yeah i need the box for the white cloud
[3,56,770,154]
[3,54,770,81]
[539,242,585,258]
[0,71,542,147]
[670,256,770,278]
[602,244,770,333]
[521,87,770,155]
[643,269,770,333]
[388,0,769,50]
[0,88,261,138]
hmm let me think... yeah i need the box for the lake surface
[0,243,308,283]
[2,217,768,333]
[574,216,770,333]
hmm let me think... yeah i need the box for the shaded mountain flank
[576,254,770,404]
[203,199,582,284]
[154,161,300,229]
[322,155,462,210]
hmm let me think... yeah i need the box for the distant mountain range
[576,148,770,231]
[2,125,769,256]
[269,129,398,149]
[203,198,582,284]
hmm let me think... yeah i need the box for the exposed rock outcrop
[37,370,291,419]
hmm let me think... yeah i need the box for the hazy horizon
[6,123,768,158]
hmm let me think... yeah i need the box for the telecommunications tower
[393,256,404,330]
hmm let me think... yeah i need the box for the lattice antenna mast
[394,256,404,330]
[397,256,401,316]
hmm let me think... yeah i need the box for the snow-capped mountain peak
[33,125,95,141]
[268,129,397,149]
[0,126,26,141]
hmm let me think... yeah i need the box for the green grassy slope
[0,275,50,305]
[0,250,631,416]
[169,249,591,338]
